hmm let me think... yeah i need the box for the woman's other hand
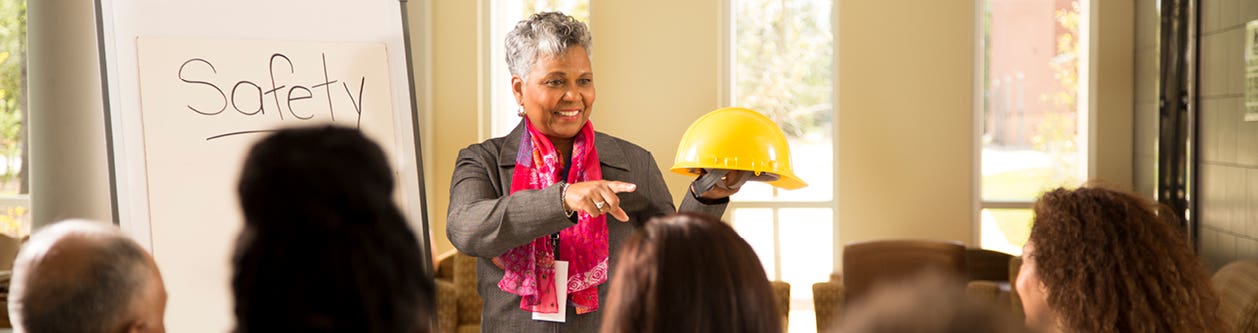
[564,180,637,222]
[693,169,751,201]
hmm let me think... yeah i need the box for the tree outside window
[979,0,1086,255]
[729,0,834,332]
[0,0,26,239]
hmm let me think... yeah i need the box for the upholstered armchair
[813,241,1023,332]
[769,280,790,332]
[1213,260,1258,333]
[962,248,1014,311]
[812,273,845,333]
[841,239,968,304]
[813,239,968,332]
[434,251,482,333]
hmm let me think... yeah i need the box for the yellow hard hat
[671,107,807,190]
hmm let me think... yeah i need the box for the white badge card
[532,260,568,322]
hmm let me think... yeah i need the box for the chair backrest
[1212,260,1258,333]
[812,280,845,333]
[965,248,1013,282]
[770,281,790,332]
[842,239,966,304]
[451,253,482,326]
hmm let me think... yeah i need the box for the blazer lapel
[497,120,526,168]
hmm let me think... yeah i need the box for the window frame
[972,0,1096,254]
[720,0,840,286]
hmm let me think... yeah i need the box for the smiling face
[513,45,595,144]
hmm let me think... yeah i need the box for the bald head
[8,220,167,333]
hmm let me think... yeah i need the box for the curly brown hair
[1028,185,1223,332]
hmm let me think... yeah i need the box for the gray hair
[504,11,593,79]
[9,220,154,333]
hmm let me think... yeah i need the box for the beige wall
[428,0,482,255]
[836,0,976,248]
[589,0,723,206]
[1089,0,1134,190]
[1133,0,1159,198]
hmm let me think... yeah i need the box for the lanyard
[550,233,561,260]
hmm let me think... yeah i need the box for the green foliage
[0,0,22,190]
[734,0,832,140]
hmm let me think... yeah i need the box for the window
[487,0,590,138]
[727,0,834,331]
[0,0,27,239]
[978,0,1088,255]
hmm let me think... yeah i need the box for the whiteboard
[97,1,428,331]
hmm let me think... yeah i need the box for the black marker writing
[175,52,368,141]
[178,59,226,115]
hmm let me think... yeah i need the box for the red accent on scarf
[496,120,608,315]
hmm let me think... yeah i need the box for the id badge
[532,260,568,322]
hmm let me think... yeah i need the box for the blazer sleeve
[445,144,575,258]
[638,151,729,221]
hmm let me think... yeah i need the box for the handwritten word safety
[176,53,369,140]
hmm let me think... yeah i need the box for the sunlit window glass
[729,1,833,332]
[979,0,1087,255]
[0,0,28,239]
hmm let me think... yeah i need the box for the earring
[517,106,526,117]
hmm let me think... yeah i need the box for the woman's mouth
[555,110,581,118]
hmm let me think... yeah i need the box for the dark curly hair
[1028,185,1222,332]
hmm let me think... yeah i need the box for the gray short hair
[504,12,593,79]
[9,220,153,333]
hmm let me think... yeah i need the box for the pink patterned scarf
[496,120,608,315]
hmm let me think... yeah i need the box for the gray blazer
[447,122,727,332]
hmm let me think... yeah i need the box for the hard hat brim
[669,166,808,190]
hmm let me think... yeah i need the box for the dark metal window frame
[1156,0,1200,249]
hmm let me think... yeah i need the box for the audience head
[601,213,781,333]
[837,271,1030,333]
[1019,184,1221,332]
[8,219,166,333]
[233,125,432,333]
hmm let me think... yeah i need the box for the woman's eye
[545,80,563,87]
[577,78,593,86]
